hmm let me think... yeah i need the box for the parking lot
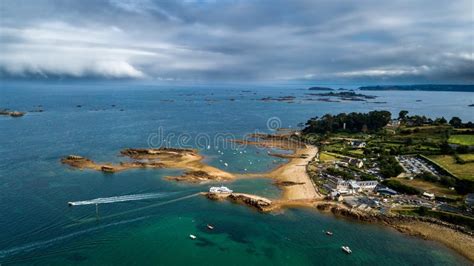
[396,155,439,176]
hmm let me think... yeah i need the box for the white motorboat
[341,246,352,254]
[207,224,214,230]
[189,234,197,240]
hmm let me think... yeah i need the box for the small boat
[341,246,352,254]
[189,234,197,240]
[326,231,333,236]
[207,224,214,230]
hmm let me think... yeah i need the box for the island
[0,109,26,117]
[359,84,474,92]
[305,91,377,101]
[308,86,333,91]
[61,148,234,182]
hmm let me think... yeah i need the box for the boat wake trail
[68,192,173,206]
[67,192,200,226]
[0,216,150,259]
[1,192,200,259]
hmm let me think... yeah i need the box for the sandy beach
[268,145,322,201]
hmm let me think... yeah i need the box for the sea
[0,80,473,265]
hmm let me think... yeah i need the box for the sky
[0,0,473,84]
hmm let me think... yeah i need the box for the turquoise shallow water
[0,81,473,265]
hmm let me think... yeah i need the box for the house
[375,186,397,196]
[423,192,435,200]
[348,140,366,148]
[325,176,351,194]
[342,158,364,168]
[336,161,349,167]
[387,119,401,128]
[356,180,378,191]
[329,191,344,201]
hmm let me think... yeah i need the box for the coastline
[393,221,474,261]
[316,201,474,262]
[61,136,473,261]
[213,136,474,262]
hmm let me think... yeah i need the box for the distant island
[306,91,377,101]
[308,86,333,91]
[0,109,26,117]
[359,84,474,92]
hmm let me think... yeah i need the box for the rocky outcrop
[228,193,273,211]
[0,109,26,117]
[204,192,274,212]
[120,161,165,168]
[120,147,196,159]
[276,181,305,186]
[166,170,225,183]
[61,155,94,168]
[61,154,165,173]
[61,146,234,182]
[314,201,473,236]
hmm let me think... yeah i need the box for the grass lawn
[449,135,474,146]
[349,149,364,154]
[427,155,474,181]
[319,152,337,162]
[458,153,474,162]
[396,178,460,198]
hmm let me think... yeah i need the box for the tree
[434,117,447,125]
[379,155,403,178]
[418,206,428,215]
[398,110,409,120]
[302,111,391,134]
[449,117,462,128]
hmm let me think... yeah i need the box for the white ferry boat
[209,186,233,194]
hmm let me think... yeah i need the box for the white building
[356,180,379,191]
[341,158,364,168]
[348,140,367,148]
[423,192,435,200]
[324,177,378,195]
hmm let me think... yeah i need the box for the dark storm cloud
[0,0,472,82]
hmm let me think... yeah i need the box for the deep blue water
[0,81,472,265]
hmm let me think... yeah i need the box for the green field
[458,153,474,162]
[449,135,474,146]
[396,177,459,198]
[428,155,474,181]
[319,152,337,162]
